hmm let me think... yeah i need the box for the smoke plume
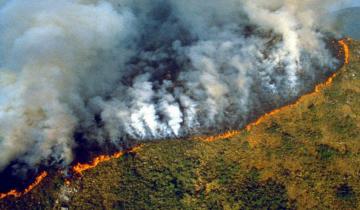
[0,0,343,176]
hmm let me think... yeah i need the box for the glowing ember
[0,171,48,199]
[0,39,350,200]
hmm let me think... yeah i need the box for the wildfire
[72,145,142,175]
[197,39,350,141]
[0,171,48,200]
[72,152,124,175]
[196,130,242,142]
[0,39,350,201]
[338,39,350,64]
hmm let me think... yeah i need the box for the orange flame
[196,130,242,142]
[72,151,124,175]
[338,39,350,64]
[0,171,48,199]
[72,145,142,175]
[197,39,350,141]
[0,39,350,200]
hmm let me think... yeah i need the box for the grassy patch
[316,144,339,160]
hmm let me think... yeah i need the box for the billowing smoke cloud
[0,0,342,174]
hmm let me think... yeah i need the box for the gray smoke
[0,0,342,172]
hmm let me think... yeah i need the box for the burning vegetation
[198,39,350,141]
[0,0,356,207]
[0,171,47,200]
[72,146,143,175]
[0,0,347,182]
[52,39,358,209]
[0,39,352,202]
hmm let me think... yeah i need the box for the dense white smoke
[0,0,342,173]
